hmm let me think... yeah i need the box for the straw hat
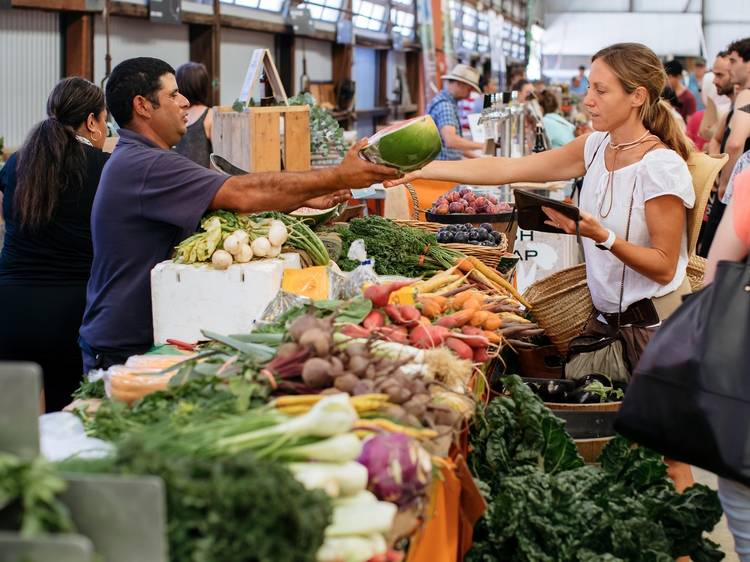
[441,64,481,93]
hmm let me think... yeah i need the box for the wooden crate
[211,105,311,173]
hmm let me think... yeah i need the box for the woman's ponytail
[642,99,693,161]
[14,77,104,230]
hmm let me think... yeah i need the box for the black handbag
[615,254,750,486]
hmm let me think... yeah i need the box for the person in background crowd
[0,78,109,411]
[703,167,750,562]
[79,58,398,372]
[570,65,589,96]
[686,109,706,151]
[661,86,687,132]
[687,57,707,112]
[427,64,484,160]
[511,79,534,103]
[533,79,546,97]
[538,90,575,148]
[664,59,697,121]
[174,62,213,168]
[699,52,733,142]
[700,38,750,256]
[471,76,499,115]
[719,105,750,205]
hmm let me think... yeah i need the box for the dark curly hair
[106,57,175,127]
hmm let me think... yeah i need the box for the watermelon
[360,115,442,172]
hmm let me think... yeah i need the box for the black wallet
[512,189,581,238]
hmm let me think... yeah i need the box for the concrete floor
[693,467,740,562]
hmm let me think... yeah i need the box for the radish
[234,243,253,263]
[409,324,450,349]
[251,236,271,257]
[268,220,289,247]
[233,229,249,244]
[222,233,242,255]
[267,245,282,258]
[211,249,233,270]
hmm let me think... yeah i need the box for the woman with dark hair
[174,62,213,167]
[0,77,108,411]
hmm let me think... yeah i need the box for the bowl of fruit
[436,223,506,247]
[426,187,514,223]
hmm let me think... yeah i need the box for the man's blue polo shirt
[79,128,228,356]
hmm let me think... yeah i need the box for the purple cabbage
[356,433,433,507]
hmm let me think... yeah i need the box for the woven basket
[686,254,706,292]
[523,264,592,355]
[393,220,507,268]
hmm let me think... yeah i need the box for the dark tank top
[175,108,212,168]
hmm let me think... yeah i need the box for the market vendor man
[79,57,399,372]
[426,64,484,160]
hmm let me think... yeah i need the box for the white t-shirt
[580,132,695,314]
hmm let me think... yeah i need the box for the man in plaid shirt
[427,64,484,160]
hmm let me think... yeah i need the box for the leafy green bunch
[467,375,724,562]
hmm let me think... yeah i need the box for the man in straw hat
[427,64,484,160]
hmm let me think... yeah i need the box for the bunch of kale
[467,375,724,562]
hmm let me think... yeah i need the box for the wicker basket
[393,220,507,268]
[687,254,706,292]
[523,264,592,355]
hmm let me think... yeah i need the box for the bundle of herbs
[0,453,74,537]
[467,375,724,562]
[333,216,463,278]
[59,434,332,562]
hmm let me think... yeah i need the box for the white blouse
[580,132,695,314]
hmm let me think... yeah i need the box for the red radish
[397,305,421,326]
[445,337,474,360]
[376,325,409,344]
[454,333,490,348]
[364,281,413,308]
[363,310,386,330]
[384,304,406,325]
[340,324,372,338]
[409,324,450,349]
[473,346,490,362]
[461,325,484,336]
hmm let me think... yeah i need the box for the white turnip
[222,233,242,255]
[251,236,271,257]
[211,249,233,270]
[234,243,253,263]
[268,220,289,247]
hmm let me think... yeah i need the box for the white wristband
[595,229,616,251]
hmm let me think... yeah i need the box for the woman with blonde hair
[387,42,696,487]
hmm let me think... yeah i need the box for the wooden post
[188,23,220,105]
[62,12,94,80]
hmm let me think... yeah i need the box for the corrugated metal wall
[0,9,61,148]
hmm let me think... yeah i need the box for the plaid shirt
[427,90,464,160]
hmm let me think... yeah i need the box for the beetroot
[459,187,472,196]
[474,196,487,207]
[447,191,461,202]
[463,192,476,202]
[357,433,432,506]
[464,207,477,215]
[448,201,464,213]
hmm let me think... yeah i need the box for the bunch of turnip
[210,219,289,270]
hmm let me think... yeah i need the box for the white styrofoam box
[151,253,302,344]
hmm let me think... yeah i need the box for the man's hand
[303,189,352,210]
[335,139,401,189]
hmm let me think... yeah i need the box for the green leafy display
[0,454,75,537]
[467,375,725,562]
[333,216,463,278]
[288,93,346,157]
[61,436,332,562]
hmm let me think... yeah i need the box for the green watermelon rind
[360,116,443,172]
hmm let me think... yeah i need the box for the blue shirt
[542,113,575,149]
[687,74,705,112]
[570,75,589,96]
[427,90,464,160]
[79,128,228,355]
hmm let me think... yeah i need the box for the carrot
[483,330,502,344]
[417,295,447,318]
[483,312,502,331]
[470,310,489,327]
[456,258,474,273]
[466,256,530,309]
[453,289,478,308]
[435,309,474,328]
[462,297,483,311]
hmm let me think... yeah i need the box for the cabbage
[356,433,432,507]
